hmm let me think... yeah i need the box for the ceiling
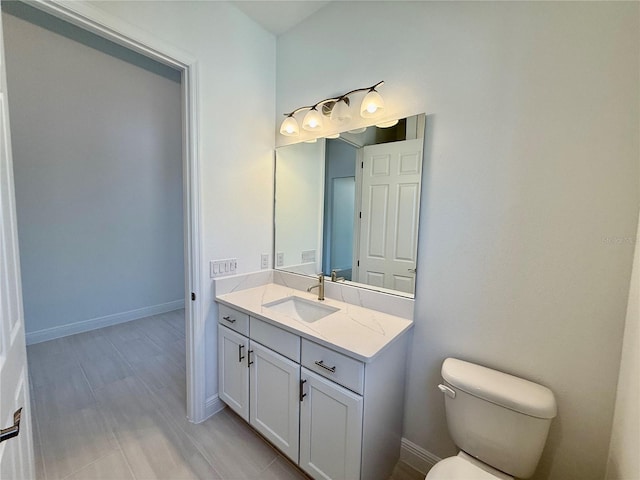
[231,1,331,36]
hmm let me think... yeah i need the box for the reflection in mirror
[274,114,425,297]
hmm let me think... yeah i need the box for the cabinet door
[249,341,300,462]
[299,368,363,480]
[218,325,249,421]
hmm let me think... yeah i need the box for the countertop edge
[216,297,414,363]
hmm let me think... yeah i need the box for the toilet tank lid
[442,358,557,419]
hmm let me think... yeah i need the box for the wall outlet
[276,252,284,267]
[210,258,237,277]
[261,253,269,269]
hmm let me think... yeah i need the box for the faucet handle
[330,270,345,282]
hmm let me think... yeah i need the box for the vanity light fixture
[329,97,352,124]
[279,114,299,136]
[280,81,385,137]
[360,87,385,118]
[375,119,399,128]
[302,106,323,131]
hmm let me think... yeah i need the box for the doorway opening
[1,1,203,424]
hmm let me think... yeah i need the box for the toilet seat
[425,452,513,480]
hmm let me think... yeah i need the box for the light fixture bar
[282,81,384,117]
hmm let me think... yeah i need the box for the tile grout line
[58,447,134,480]
[28,383,47,480]
[142,383,226,479]
[74,355,132,479]
[159,310,186,336]
[137,313,187,371]
[104,317,185,398]
[30,343,98,480]
[72,330,155,480]
[31,313,190,480]
[102,312,224,477]
[99,313,224,478]
[82,320,183,480]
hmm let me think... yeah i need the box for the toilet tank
[440,358,557,479]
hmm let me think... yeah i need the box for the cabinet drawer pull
[248,350,254,367]
[238,344,245,362]
[222,315,236,323]
[314,360,336,373]
[299,379,307,402]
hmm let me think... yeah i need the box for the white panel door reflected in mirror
[274,114,425,297]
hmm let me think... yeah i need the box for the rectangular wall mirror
[274,113,425,297]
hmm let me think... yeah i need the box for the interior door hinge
[191,292,196,301]
[359,211,362,219]
[357,260,360,267]
[361,161,364,168]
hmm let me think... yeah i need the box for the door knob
[408,268,416,274]
[0,408,22,443]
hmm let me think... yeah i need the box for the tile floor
[27,310,423,480]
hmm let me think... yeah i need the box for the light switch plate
[210,258,237,277]
[301,250,316,263]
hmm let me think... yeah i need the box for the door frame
[27,0,206,423]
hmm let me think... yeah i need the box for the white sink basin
[262,296,339,323]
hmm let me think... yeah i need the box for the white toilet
[426,358,557,480]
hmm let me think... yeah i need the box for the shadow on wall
[535,414,561,479]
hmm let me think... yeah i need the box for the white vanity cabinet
[218,303,303,463]
[248,341,300,461]
[217,303,410,480]
[217,324,249,421]
[299,367,363,480]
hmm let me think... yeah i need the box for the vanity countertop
[216,283,413,363]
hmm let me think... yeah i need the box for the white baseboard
[400,437,441,475]
[204,394,226,419]
[26,299,185,345]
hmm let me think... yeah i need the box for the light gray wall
[277,2,639,479]
[3,12,184,337]
[85,0,276,406]
[606,208,639,480]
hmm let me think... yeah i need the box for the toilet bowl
[425,358,557,480]
[426,452,512,480]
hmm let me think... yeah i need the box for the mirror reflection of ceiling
[274,114,425,297]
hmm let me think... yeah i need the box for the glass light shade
[280,116,299,136]
[330,98,352,124]
[376,119,399,128]
[302,108,323,131]
[325,133,340,139]
[360,90,385,118]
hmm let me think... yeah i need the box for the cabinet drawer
[218,304,249,336]
[301,339,364,395]
[250,317,300,362]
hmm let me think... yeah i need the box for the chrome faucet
[330,269,345,282]
[307,273,325,301]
